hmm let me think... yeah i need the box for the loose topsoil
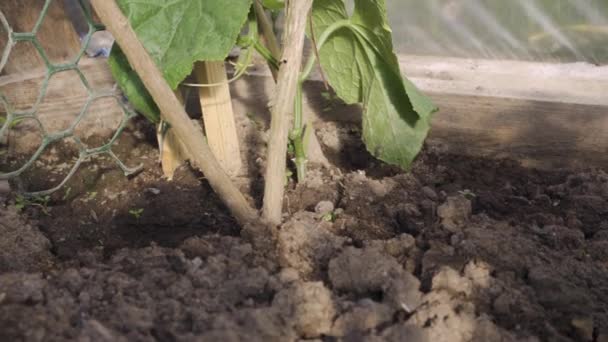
[1,118,608,342]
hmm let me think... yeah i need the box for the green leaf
[108,46,160,123]
[262,0,285,10]
[311,0,437,168]
[116,0,252,89]
[109,0,252,122]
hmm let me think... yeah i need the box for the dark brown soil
[1,120,608,342]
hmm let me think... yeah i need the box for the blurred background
[383,0,608,64]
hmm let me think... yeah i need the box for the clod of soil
[0,205,55,272]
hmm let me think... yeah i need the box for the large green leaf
[108,0,252,121]
[311,0,437,168]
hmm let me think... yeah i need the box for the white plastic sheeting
[386,0,608,64]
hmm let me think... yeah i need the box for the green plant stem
[290,19,351,182]
[253,0,281,80]
[290,83,306,181]
[253,40,280,70]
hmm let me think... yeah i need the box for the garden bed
[1,115,607,341]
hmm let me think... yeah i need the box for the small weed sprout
[458,189,477,200]
[129,208,144,219]
[15,194,51,215]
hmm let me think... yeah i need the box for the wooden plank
[194,61,242,176]
[399,55,608,107]
[426,93,608,170]
[0,0,81,74]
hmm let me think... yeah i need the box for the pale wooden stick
[262,0,313,225]
[90,0,258,226]
[195,61,242,176]
[159,90,187,180]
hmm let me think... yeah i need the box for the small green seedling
[15,194,51,215]
[86,191,97,201]
[458,189,477,200]
[321,212,337,222]
[129,208,144,219]
[62,187,72,201]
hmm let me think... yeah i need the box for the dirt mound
[1,124,608,341]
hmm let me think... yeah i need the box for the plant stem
[262,0,313,225]
[288,19,353,182]
[90,0,259,226]
[291,82,306,181]
[253,0,281,81]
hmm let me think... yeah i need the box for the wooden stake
[262,0,313,225]
[195,61,242,176]
[159,90,187,180]
[90,0,258,226]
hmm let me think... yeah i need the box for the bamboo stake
[195,61,242,176]
[90,0,258,226]
[262,0,313,225]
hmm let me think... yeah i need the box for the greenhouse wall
[385,0,608,65]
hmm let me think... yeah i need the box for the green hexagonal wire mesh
[0,0,142,197]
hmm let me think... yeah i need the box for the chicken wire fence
[0,0,141,197]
